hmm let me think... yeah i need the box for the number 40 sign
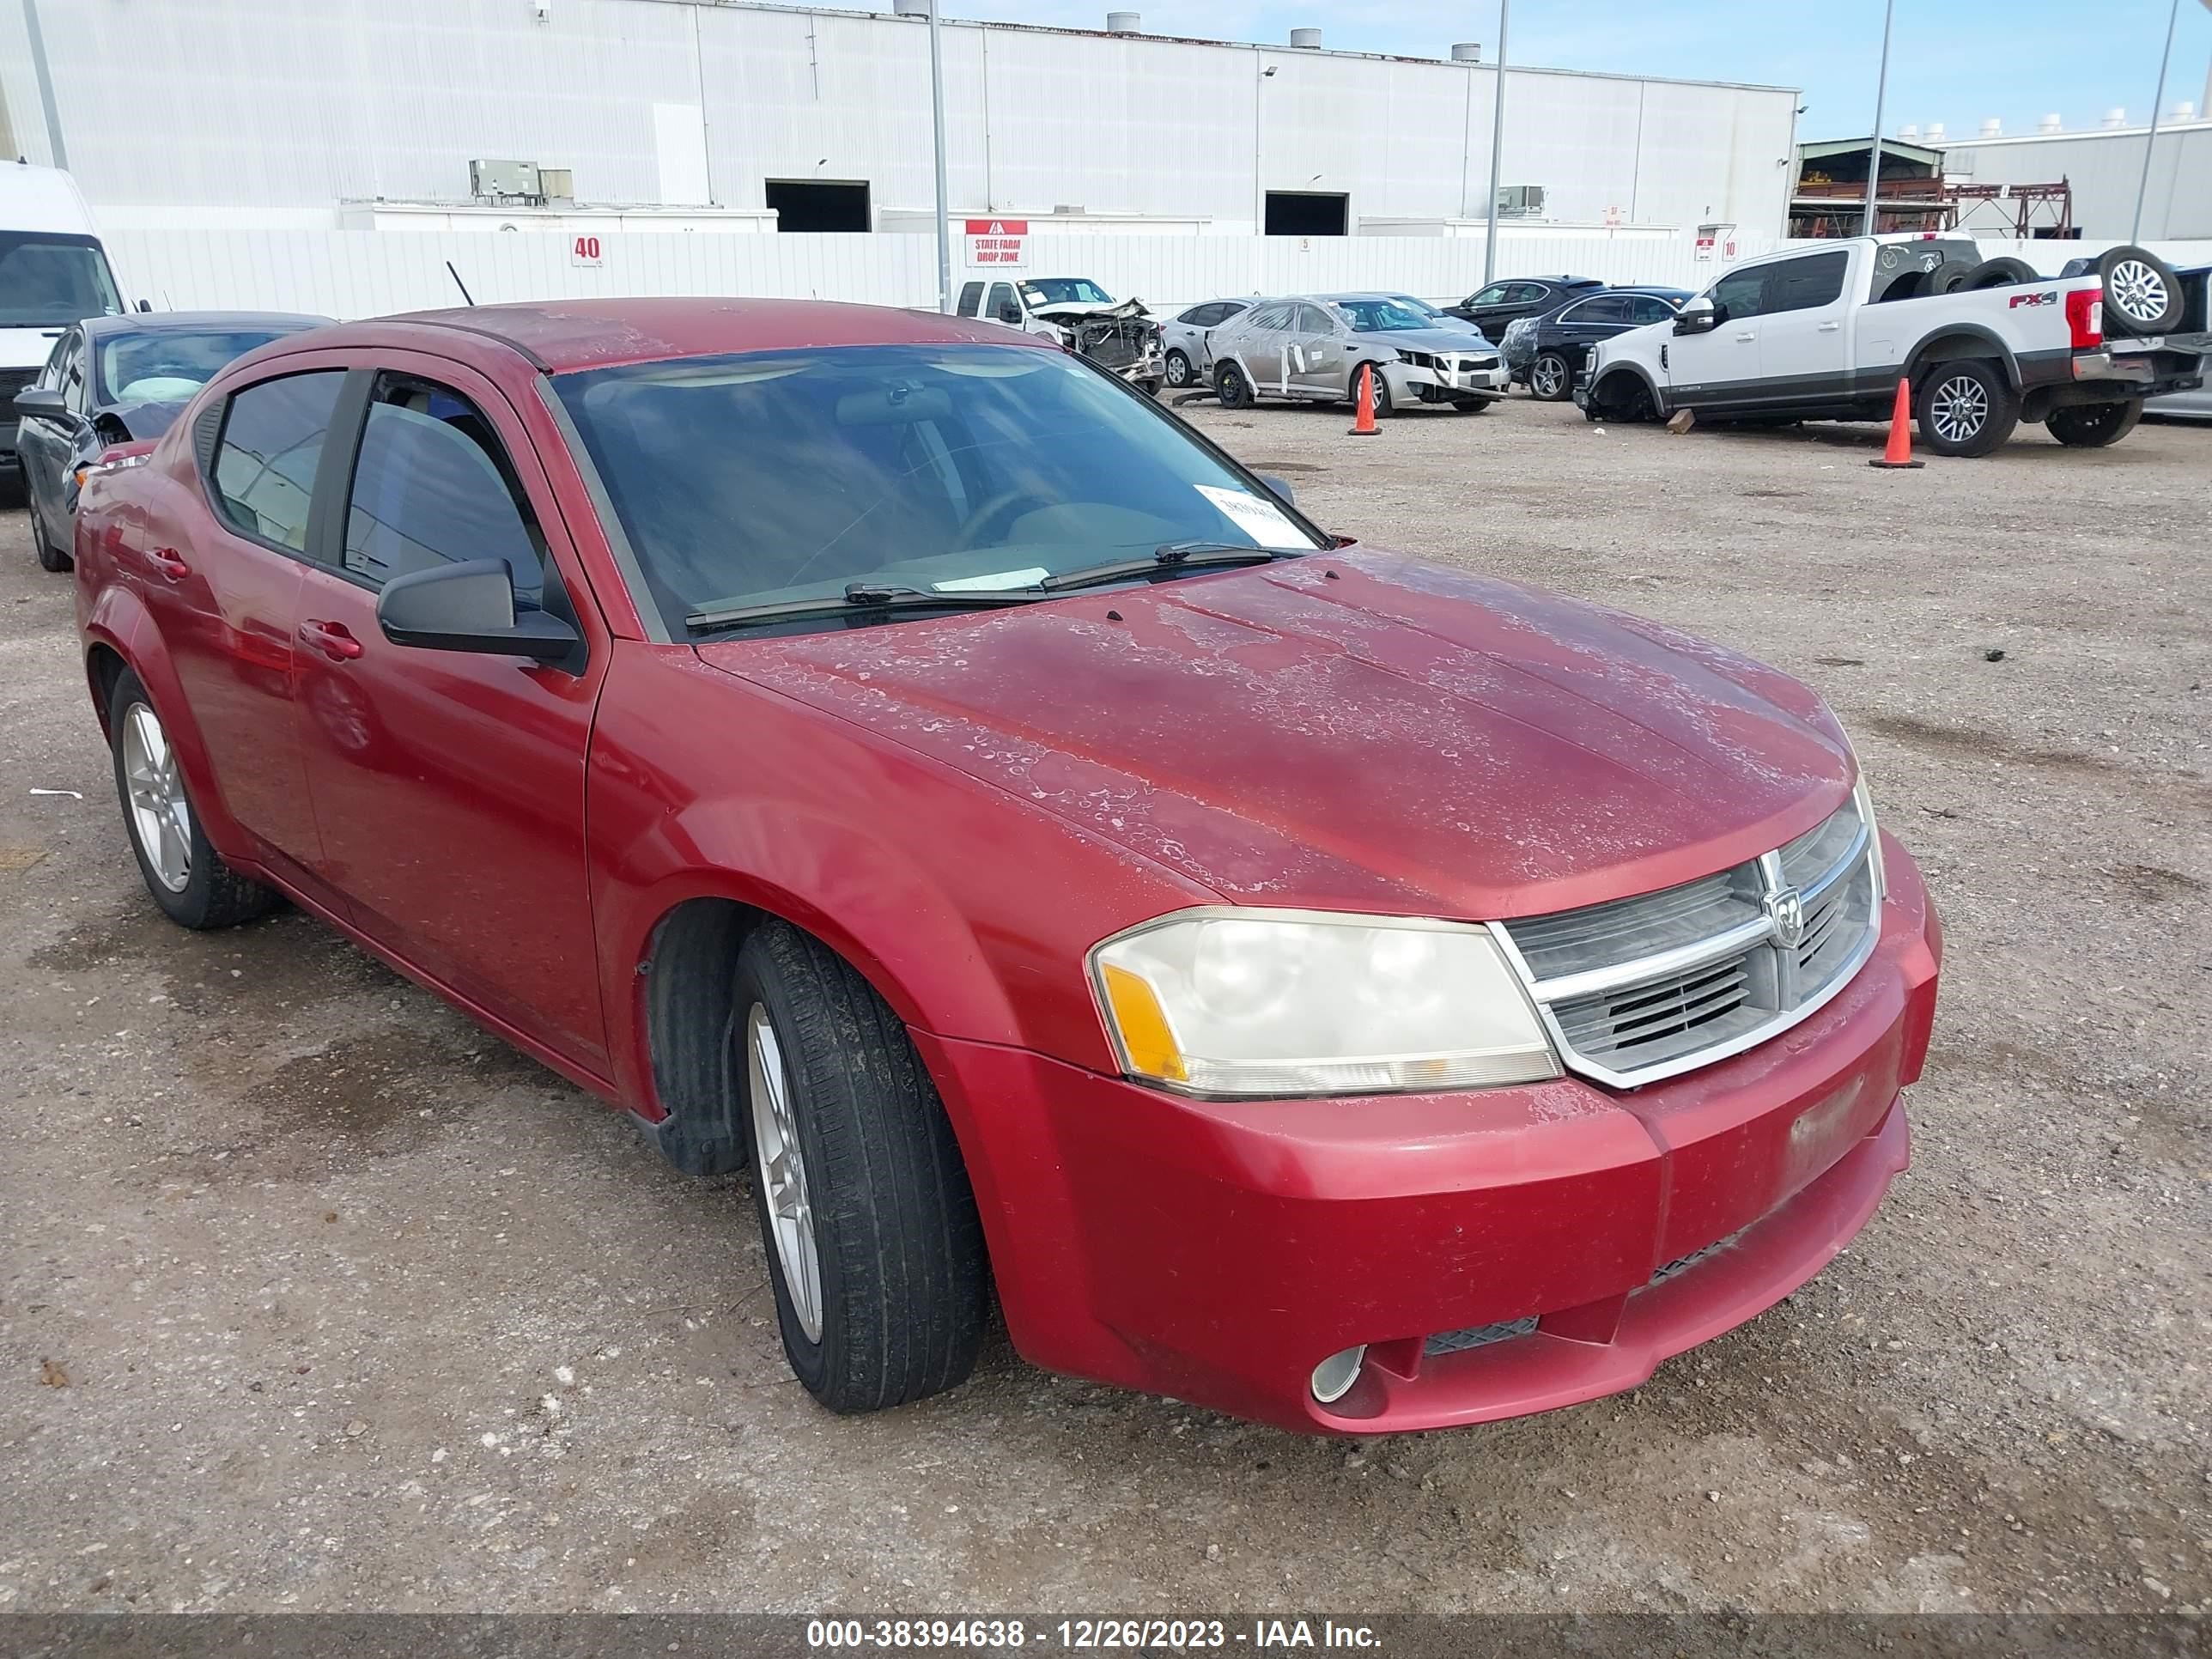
[570,234,604,268]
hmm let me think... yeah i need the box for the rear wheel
[1914,359,2019,458]
[734,921,989,1414]
[108,670,281,929]
[2045,399,2142,448]
[1529,352,1573,401]
[1213,361,1254,410]
[1164,349,1194,388]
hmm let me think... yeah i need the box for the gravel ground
[0,397,2206,1617]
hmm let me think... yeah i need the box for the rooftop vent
[892,0,930,15]
[1924,122,1945,143]
[2174,100,2197,122]
[1450,41,1482,62]
[2104,107,2127,128]
[1105,10,1139,32]
[1289,27,1322,48]
[1979,118,2002,137]
[2039,113,2063,133]
[1898,123,1919,140]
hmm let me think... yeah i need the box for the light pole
[1861,0,1897,236]
[928,0,952,312]
[2131,0,2183,241]
[21,0,68,168]
[1483,0,1510,284]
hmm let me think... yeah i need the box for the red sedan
[71,299,1941,1434]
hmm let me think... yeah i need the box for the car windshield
[1019,279,1112,307]
[554,343,1324,630]
[1332,300,1430,332]
[0,232,123,328]
[96,328,300,404]
[1390,295,1445,319]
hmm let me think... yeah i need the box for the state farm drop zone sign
[966,219,1028,267]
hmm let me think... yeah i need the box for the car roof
[82,310,332,337]
[286,298,1061,374]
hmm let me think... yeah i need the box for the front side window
[1627,295,1679,325]
[98,328,304,406]
[1710,266,1768,324]
[210,371,345,554]
[58,335,88,411]
[1293,304,1337,335]
[986,283,1019,324]
[0,232,123,328]
[555,343,1327,633]
[1468,284,1510,307]
[340,376,546,600]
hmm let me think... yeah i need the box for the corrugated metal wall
[1941,125,2212,240]
[103,226,2212,323]
[1,0,1802,234]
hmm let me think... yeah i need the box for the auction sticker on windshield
[1194,485,1307,550]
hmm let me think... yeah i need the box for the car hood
[99,398,190,441]
[698,550,1852,920]
[1030,297,1149,324]
[1352,326,1498,355]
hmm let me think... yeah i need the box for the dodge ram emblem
[1765,886,1808,950]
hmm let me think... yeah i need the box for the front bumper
[1389,354,1510,402]
[918,838,1942,1434]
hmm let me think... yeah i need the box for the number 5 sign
[570,234,604,268]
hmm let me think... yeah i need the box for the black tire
[1913,358,2019,458]
[1529,351,1574,402]
[2096,244,2184,336]
[1164,349,1194,389]
[2045,399,2142,448]
[1352,363,1392,416]
[1961,256,2040,290]
[1449,395,1492,413]
[1213,360,1254,410]
[33,502,72,573]
[734,921,988,1414]
[107,670,282,930]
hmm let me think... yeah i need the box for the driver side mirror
[377,559,581,668]
[1674,297,1719,336]
[12,386,81,428]
[1257,473,1295,507]
[996,303,1023,325]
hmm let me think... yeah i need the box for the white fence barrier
[105,228,2212,325]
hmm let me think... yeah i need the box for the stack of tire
[1887,241,2185,453]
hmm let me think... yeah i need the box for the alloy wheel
[1165,352,1191,387]
[2105,259,2168,328]
[1929,375,1988,446]
[122,702,191,893]
[1533,357,1565,398]
[748,1004,824,1342]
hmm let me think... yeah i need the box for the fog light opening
[1310,1344,1367,1406]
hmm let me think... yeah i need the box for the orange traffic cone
[1347,363,1379,436]
[1868,376,1923,469]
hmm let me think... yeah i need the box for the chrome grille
[1496,793,1881,1088]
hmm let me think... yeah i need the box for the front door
[1285,303,1346,398]
[155,366,348,888]
[15,328,82,537]
[1235,302,1293,394]
[1668,264,1767,406]
[289,357,610,1072]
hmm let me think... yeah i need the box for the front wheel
[108,670,281,929]
[1529,352,1573,402]
[33,501,73,573]
[1164,349,1194,389]
[1450,396,1492,413]
[2045,399,2142,448]
[735,921,989,1413]
[1914,360,2019,458]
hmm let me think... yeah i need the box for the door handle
[146,546,191,581]
[299,619,364,662]
[1734,331,1757,343]
[1818,321,1841,332]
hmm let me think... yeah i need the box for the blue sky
[952,2,2212,140]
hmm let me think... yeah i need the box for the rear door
[1747,249,1851,399]
[152,364,349,895]
[289,355,611,1071]
[1552,294,1627,368]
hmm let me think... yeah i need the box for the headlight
[1091,908,1560,1097]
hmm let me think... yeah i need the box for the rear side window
[1764,251,1850,314]
[956,282,983,318]
[210,371,345,554]
[1244,302,1294,331]
[340,375,546,601]
[1568,295,1629,325]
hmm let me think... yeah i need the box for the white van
[3,163,128,501]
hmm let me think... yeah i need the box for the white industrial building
[0,0,1802,238]
[1934,112,2212,240]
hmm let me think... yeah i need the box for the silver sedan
[1206,294,1509,414]
[1158,298,1254,391]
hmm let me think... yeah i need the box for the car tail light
[2066,289,2103,349]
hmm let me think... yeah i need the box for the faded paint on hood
[697,549,1853,920]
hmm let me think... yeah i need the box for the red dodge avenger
[73,299,1940,1433]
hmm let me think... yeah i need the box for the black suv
[1510,287,1691,400]
[1446,275,1604,335]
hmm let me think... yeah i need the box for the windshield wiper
[1037,542,1288,595]
[687,581,1042,633]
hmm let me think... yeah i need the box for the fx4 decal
[2008,290,2060,308]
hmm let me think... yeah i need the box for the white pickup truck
[1577,235,2209,455]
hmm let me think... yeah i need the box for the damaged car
[1209,293,1510,414]
[956,275,1165,394]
